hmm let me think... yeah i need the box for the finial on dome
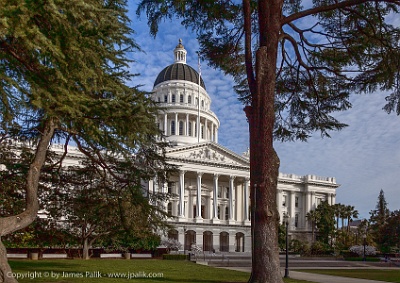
[174,39,187,64]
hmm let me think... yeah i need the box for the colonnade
[152,171,251,225]
[159,113,218,142]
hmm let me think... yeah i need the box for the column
[163,182,168,213]
[290,191,295,228]
[229,233,236,252]
[196,172,203,222]
[164,114,167,135]
[244,178,250,224]
[331,193,336,205]
[215,128,218,143]
[327,193,332,205]
[213,233,220,252]
[228,176,235,224]
[304,190,311,230]
[211,123,214,142]
[178,171,185,219]
[178,230,185,250]
[277,190,283,223]
[212,174,219,223]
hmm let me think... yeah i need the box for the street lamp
[183,225,187,255]
[283,212,290,278]
[363,234,367,261]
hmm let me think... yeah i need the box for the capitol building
[146,40,340,253]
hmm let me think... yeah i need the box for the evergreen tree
[369,189,391,251]
[138,0,400,281]
[138,0,399,281]
[0,1,167,281]
[381,210,400,253]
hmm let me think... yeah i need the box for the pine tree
[0,1,166,281]
[369,189,391,251]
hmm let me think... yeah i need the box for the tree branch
[281,0,400,26]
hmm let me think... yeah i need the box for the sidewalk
[222,267,396,283]
[287,270,392,283]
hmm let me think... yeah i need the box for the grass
[297,269,400,282]
[8,259,315,283]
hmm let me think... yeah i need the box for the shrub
[289,239,309,255]
[349,245,377,256]
[162,254,188,260]
[310,241,332,255]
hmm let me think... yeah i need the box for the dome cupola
[154,40,206,89]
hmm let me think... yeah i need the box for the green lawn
[297,269,400,282]
[8,260,314,283]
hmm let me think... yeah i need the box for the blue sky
[128,6,400,220]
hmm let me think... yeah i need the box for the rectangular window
[295,214,299,228]
[282,195,287,207]
[226,187,229,199]
[295,196,299,208]
[164,95,168,102]
[171,121,175,135]
[179,121,184,135]
[188,95,192,104]
[180,94,184,103]
[188,122,192,136]
[167,182,175,194]
[172,94,176,103]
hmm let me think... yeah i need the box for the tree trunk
[0,240,17,283]
[245,1,284,281]
[82,238,90,260]
[0,118,56,283]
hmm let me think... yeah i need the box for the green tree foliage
[369,190,391,252]
[381,210,400,253]
[136,0,400,282]
[45,158,169,259]
[314,201,335,244]
[0,1,167,281]
[306,209,321,243]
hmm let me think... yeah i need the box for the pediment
[166,142,249,168]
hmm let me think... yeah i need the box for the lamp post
[183,225,187,255]
[363,234,366,261]
[283,212,290,278]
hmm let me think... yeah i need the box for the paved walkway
[287,270,391,283]
[222,267,398,283]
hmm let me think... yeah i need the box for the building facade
[148,40,339,252]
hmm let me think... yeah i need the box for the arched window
[171,121,175,135]
[188,95,192,104]
[179,121,184,135]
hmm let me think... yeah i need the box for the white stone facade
[149,41,339,252]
